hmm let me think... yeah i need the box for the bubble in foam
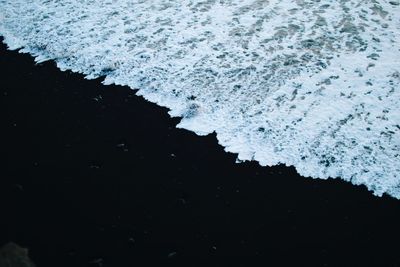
[1,0,399,198]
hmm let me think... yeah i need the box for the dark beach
[1,40,400,267]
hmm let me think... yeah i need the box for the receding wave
[1,0,399,198]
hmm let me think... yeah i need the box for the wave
[1,0,399,198]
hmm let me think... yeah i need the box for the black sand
[1,40,400,267]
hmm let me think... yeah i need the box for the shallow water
[1,0,399,198]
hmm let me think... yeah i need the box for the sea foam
[1,0,399,198]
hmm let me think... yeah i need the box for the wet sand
[1,40,400,267]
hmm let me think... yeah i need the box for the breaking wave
[1,0,399,198]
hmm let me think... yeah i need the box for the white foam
[1,0,399,198]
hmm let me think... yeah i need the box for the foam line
[1,0,399,198]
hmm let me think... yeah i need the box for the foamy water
[1,0,399,198]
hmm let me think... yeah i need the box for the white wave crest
[1,0,399,198]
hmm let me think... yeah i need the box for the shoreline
[1,41,400,266]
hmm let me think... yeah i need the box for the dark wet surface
[1,40,400,267]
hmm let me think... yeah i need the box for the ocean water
[0,0,399,198]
